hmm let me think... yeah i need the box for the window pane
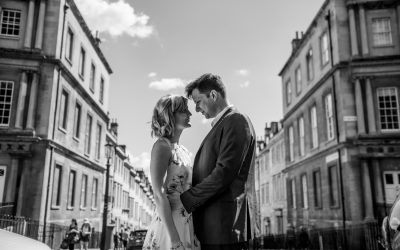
[68,170,76,207]
[378,88,399,131]
[386,173,394,185]
[329,165,339,206]
[52,165,62,206]
[0,81,13,126]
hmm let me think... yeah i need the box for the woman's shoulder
[152,138,173,157]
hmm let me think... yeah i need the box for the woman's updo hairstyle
[151,94,188,138]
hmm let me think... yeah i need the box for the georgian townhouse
[280,0,400,236]
[0,0,112,231]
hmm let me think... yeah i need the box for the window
[310,105,318,148]
[261,184,265,204]
[325,94,334,140]
[99,77,105,104]
[52,164,62,207]
[301,174,308,208]
[372,17,392,46]
[306,49,314,81]
[95,123,102,160]
[67,170,76,208]
[78,47,86,77]
[321,32,330,65]
[90,63,96,92]
[84,114,93,155]
[328,165,339,207]
[288,126,294,161]
[65,27,74,61]
[313,170,322,208]
[286,80,292,105]
[91,178,98,209]
[59,90,69,130]
[1,9,21,36]
[290,179,296,208]
[377,88,399,131]
[265,182,270,204]
[0,81,13,126]
[80,174,88,208]
[295,66,302,94]
[299,116,305,156]
[73,102,81,139]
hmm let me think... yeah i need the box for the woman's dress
[142,139,200,250]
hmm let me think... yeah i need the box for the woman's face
[174,104,192,130]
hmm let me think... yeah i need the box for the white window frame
[99,77,105,104]
[311,105,318,148]
[306,48,314,81]
[291,178,296,209]
[325,94,334,140]
[377,87,400,132]
[89,63,96,93]
[67,170,76,209]
[301,174,308,209]
[321,32,330,66]
[295,66,302,94]
[0,9,21,37]
[95,123,102,160]
[299,116,305,156]
[65,27,74,62]
[78,46,86,78]
[59,89,69,131]
[80,174,88,209]
[372,17,393,47]
[289,126,294,161]
[51,164,62,207]
[0,81,13,127]
[84,114,93,155]
[286,80,292,105]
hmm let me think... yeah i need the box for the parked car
[382,194,400,250]
[127,229,147,250]
[0,229,51,250]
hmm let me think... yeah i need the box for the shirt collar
[211,105,234,127]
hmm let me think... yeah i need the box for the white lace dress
[142,139,201,250]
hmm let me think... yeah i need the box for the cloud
[149,78,185,91]
[236,69,249,77]
[240,81,250,88]
[75,0,153,39]
[131,152,151,178]
[148,72,157,78]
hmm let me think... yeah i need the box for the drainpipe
[42,2,69,243]
[325,10,347,250]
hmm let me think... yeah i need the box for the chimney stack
[94,31,101,46]
[110,119,119,136]
[291,31,301,53]
[264,123,271,141]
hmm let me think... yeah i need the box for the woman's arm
[150,139,181,245]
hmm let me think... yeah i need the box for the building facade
[280,0,400,231]
[0,0,112,230]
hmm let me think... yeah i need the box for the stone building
[0,0,112,231]
[279,0,400,231]
[255,122,287,236]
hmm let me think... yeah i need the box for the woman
[80,218,91,250]
[67,219,79,250]
[142,95,200,250]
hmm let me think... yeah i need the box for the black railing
[0,214,101,249]
[256,221,383,250]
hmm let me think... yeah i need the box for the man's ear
[210,90,218,101]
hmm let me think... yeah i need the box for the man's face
[191,88,217,119]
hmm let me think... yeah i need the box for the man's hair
[185,73,226,99]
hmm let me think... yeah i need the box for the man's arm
[181,113,252,212]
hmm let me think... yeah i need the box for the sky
[75,0,324,176]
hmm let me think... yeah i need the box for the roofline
[278,0,330,77]
[67,0,113,74]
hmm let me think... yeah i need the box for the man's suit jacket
[180,107,256,245]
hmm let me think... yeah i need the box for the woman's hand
[171,241,185,250]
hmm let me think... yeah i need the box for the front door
[383,171,400,203]
[0,166,6,202]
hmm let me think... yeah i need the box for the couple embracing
[142,73,256,250]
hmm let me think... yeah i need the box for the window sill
[79,74,85,81]
[91,207,97,211]
[65,57,73,66]
[51,205,61,210]
[330,204,341,209]
[67,206,74,211]
[58,126,67,134]
[73,136,80,143]
[89,87,95,94]
[314,206,323,210]
[372,44,395,49]
[80,206,86,211]
[0,35,20,40]
[84,152,90,158]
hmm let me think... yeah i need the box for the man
[180,73,256,250]
[80,218,91,250]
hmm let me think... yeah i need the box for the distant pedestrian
[67,219,80,250]
[298,226,311,250]
[121,228,129,250]
[80,218,92,250]
[113,230,120,250]
[285,224,296,250]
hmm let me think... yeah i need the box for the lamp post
[100,142,114,250]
